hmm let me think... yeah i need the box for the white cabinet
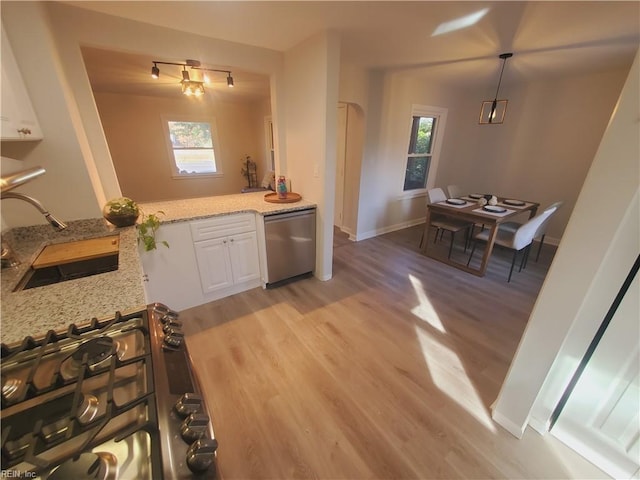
[193,237,233,292]
[191,214,261,295]
[139,213,263,312]
[1,24,43,141]
[138,221,204,312]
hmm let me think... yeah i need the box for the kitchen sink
[14,235,120,291]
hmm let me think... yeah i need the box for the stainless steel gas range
[0,303,218,479]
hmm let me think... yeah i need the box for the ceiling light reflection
[432,8,490,36]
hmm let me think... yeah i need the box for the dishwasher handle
[263,208,316,222]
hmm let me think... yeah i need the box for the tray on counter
[264,192,302,203]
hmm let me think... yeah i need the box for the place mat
[437,200,471,209]
[497,200,534,210]
[472,207,515,217]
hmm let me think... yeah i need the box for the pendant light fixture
[150,59,234,97]
[479,52,513,125]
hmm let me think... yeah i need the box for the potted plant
[103,197,168,251]
[102,197,140,227]
[137,211,169,252]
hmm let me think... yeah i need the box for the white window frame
[161,114,223,179]
[264,115,275,171]
[399,104,448,199]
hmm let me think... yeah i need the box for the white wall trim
[338,225,357,241]
[492,410,526,439]
[355,218,424,242]
[528,416,550,435]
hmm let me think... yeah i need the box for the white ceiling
[74,1,639,98]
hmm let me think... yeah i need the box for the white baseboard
[315,271,332,281]
[354,218,425,242]
[492,410,526,439]
[338,225,357,242]
[528,415,550,435]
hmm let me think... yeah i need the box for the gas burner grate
[1,350,160,476]
[1,312,150,407]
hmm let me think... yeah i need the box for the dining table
[420,194,539,276]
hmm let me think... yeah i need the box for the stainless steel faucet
[1,166,67,268]
[1,191,68,231]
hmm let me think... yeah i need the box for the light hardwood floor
[181,226,607,479]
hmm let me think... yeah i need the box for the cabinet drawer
[190,213,256,241]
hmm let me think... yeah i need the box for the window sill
[171,172,224,180]
[396,190,428,201]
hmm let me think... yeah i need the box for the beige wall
[94,92,269,202]
[336,62,628,242]
[437,68,628,242]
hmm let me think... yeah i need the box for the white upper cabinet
[1,23,43,141]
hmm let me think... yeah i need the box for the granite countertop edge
[139,191,317,224]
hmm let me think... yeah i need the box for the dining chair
[447,183,485,247]
[466,208,556,282]
[447,184,463,199]
[498,201,563,262]
[420,187,473,259]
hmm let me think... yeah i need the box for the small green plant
[137,211,169,252]
[104,197,139,217]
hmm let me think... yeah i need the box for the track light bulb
[227,74,234,88]
[151,64,159,79]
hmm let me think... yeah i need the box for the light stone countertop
[138,191,317,223]
[1,192,316,346]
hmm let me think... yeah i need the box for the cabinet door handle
[17,128,31,135]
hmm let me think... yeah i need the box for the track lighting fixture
[479,52,513,125]
[150,59,234,97]
[180,67,204,96]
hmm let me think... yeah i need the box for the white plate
[446,198,466,205]
[504,199,525,206]
[483,205,507,213]
[469,193,483,199]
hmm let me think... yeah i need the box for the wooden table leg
[420,208,432,253]
[477,223,498,276]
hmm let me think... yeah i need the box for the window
[402,105,447,194]
[164,118,221,177]
[404,116,436,191]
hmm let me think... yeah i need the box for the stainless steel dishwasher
[263,208,316,286]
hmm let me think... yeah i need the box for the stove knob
[161,312,179,324]
[163,331,184,348]
[180,413,210,443]
[186,438,218,473]
[175,393,202,417]
[153,303,178,317]
[162,319,183,333]
[162,323,184,337]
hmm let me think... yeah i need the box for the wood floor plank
[180,225,607,479]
